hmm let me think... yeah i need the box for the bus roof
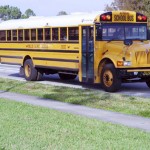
[0,11,104,30]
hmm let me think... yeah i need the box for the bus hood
[105,41,150,65]
[105,41,150,52]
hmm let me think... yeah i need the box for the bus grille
[135,51,150,64]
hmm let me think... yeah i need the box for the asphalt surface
[0,90,150,132]
[0,64,150,98]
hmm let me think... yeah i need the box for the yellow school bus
[0,11,150,92]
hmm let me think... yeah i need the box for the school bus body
[0,11,150,92]
[0,42,79,68]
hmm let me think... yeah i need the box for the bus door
[82,26,94,82]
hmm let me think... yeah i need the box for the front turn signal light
[117,61,124,66]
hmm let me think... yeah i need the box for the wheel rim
[25,64,31,77]
[103,70,113,87]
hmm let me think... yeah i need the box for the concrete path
[0,90,150,132]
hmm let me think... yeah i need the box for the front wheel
[101,64,121,92]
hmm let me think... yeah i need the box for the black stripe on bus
[1,62,21,65]
[33,57,79,63]
[0,55,23,59]
[0,48,79,53]
[35,65,79,72]
[0,41,79,44]
[119,67,150,70]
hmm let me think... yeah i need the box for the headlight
[123,61,131,66]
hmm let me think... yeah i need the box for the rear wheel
[101,64,121,92]
[59,73,77,80]
[24,59,38,81]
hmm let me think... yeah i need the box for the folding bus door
[81,26,94,82]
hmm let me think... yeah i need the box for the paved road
[0,90,150,132]
[0,64,150,97]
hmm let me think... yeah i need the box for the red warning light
[142,16,147,21]
[101,15,106,21]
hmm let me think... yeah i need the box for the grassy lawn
[0,78,150,118]
[0,99,150,150]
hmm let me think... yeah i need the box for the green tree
[57,11,68,16]
[105,0,146,12]
[22,9,36,18]
[0,5,36,20]
[0,5,22,20]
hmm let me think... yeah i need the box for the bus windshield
[100,23,147,41]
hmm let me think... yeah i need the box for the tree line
[0,5,68,21]
[1,1,150,21]
[0,5,36,20]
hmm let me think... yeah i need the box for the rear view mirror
[124,39,133,46]
[147,29,150,40]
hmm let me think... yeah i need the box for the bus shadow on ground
[8,73,99,89]
[43,74,101,89]
[8,73,24,78]
[8,73,150,94]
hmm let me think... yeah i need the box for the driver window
[96,25,102,40]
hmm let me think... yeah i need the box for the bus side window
[25,29,30,41]
[12,30,17,41]
[31,29,36,41]
[7,30,11,41]
[38,28,43,41]
[68,27,79,40]
[0,30,6,41]
[60,28,67,41]
[18,30,23,41]
[45,28,51,40]
[52,28,58,40]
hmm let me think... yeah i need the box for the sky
[0,0,114,16]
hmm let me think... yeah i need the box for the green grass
[0,99,150,150]
[0,78,150,117]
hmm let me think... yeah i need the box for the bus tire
[101,64,121,92]
[146,79,150,88]
[24,59,38,81]
[59,73,77,80]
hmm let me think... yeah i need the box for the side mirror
[124,39,133,46]
[147,29,150,40]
